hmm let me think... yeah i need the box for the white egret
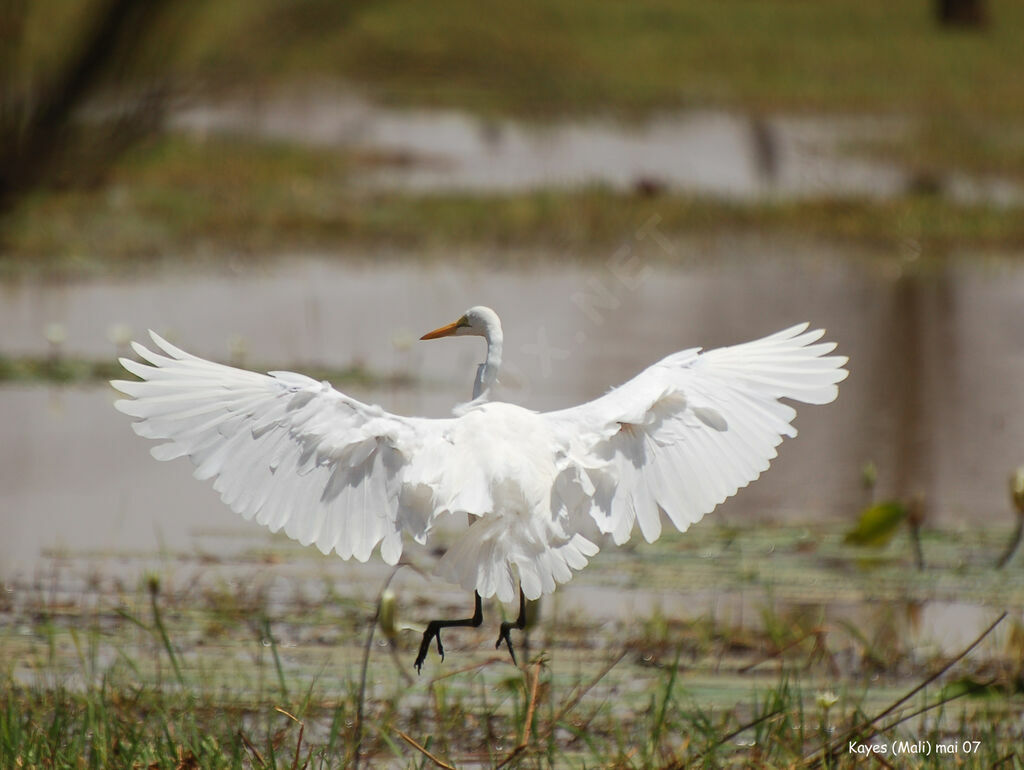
[112,307,847,671]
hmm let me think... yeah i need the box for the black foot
[494,588,527,666]
[414,592,483,674]
[413,621,447,674]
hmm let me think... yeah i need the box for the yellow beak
[420,317,465,340]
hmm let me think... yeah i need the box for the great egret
[112,307,847,671]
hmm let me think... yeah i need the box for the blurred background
[1,0,1023,763]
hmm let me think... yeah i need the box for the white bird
[112,307,847,671]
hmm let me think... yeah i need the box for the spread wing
[543,323,848,544]
[112,332,456,565]
[113,323,847,598]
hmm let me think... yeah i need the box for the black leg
[414,592,483,674]
[495,588,527,666]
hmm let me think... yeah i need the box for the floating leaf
[844,501,908,547]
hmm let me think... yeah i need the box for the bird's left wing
[542,323,848,545]
[112,332,453,564]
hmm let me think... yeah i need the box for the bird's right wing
[543,324,848,545]
[112,332,457,565]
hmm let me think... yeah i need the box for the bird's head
[420,306,501,340]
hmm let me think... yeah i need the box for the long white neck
[472,324,503,400]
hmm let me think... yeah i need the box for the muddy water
[2,245,1023,586]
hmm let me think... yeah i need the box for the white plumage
[112,307,847,605]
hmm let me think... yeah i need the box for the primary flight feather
[113,306,847,666]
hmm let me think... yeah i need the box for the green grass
[854,115,1024,183]
[0,349,416,387]
[3,522,1023,767]
[15,0,1024,116]
[10,1,1024,177]
[3,134,1023,274]
[178,1,1024,120]
[2,609,1016,769]
[0,355,125,385]
[4,1,1024,271]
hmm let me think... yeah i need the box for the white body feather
[112,320,847,603]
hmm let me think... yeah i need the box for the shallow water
[173,91,1021,204]
[2,245,1023,584]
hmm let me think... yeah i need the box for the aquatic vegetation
[2,522,1021,767]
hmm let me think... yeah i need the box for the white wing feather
[113,332,599,602]
[543,323,848,545]
[113,332,448,566]
[113,323,847,602]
